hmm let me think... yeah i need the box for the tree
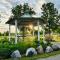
[12,4,23,20]
[55,14,60,33]
[23,3,35,15]
[12,3,35,19]
[41,2,59,34]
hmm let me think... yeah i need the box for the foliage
[41,2,59,33]
[0,48,11,58]
[4,31,9,36]
[0,43,29,58]
[0,37,8,43]
[34,37,52,51]
[11,3,35,20]
[45,34,53,41]
[23,3,35,15]
[12,5,23,19]
[0,32,2,36]
[55,15,60,33]
[40,40,52,52]
[0,31,9,36]
[0,37,37,58]
[34,30,43,36]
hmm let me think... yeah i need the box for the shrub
[45,34,53,42]
[0,36,53,58]
[0,41,37,58]
[0,37,9,43]
[0,48,11,58]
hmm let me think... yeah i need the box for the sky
[0,0,60,33]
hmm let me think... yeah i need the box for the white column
[37,20,40,41]
[9,24,11,42]
[15,20,17,44]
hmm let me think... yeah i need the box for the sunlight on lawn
[53,35,60,42]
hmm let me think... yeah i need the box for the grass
[0,34,60,41]
[53,35,60,42]
[5,50,60,60]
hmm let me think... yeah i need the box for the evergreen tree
[41,2,59,34]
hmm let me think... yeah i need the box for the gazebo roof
[6,14,45,26]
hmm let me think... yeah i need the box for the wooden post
[15,20,17,44]
[37,20,40,41]
[9,24,11,42]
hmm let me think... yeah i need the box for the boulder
[36,46,44,54]
[55,44,60,49]
[52,44,59,51]
[26,47,37,56]
[11,50,21,58]
[45,46,53,53]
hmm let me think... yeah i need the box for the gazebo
[6,14,45,44]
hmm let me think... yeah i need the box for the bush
[0,37,8,43]
[0,36,53,58]
[0,41,37,58]
[45,34,53,42]
[0,48,11,58]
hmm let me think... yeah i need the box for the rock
[52,44,59,51]
[45,46,53,53]
[26,47,37,56]
[55,44,60,49]
[36,46,44,54]
[11,50,21,58]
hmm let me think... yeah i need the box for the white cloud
[33,0,46,15]
[0,0,46,24]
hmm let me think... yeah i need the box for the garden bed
[5,50,60,60]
